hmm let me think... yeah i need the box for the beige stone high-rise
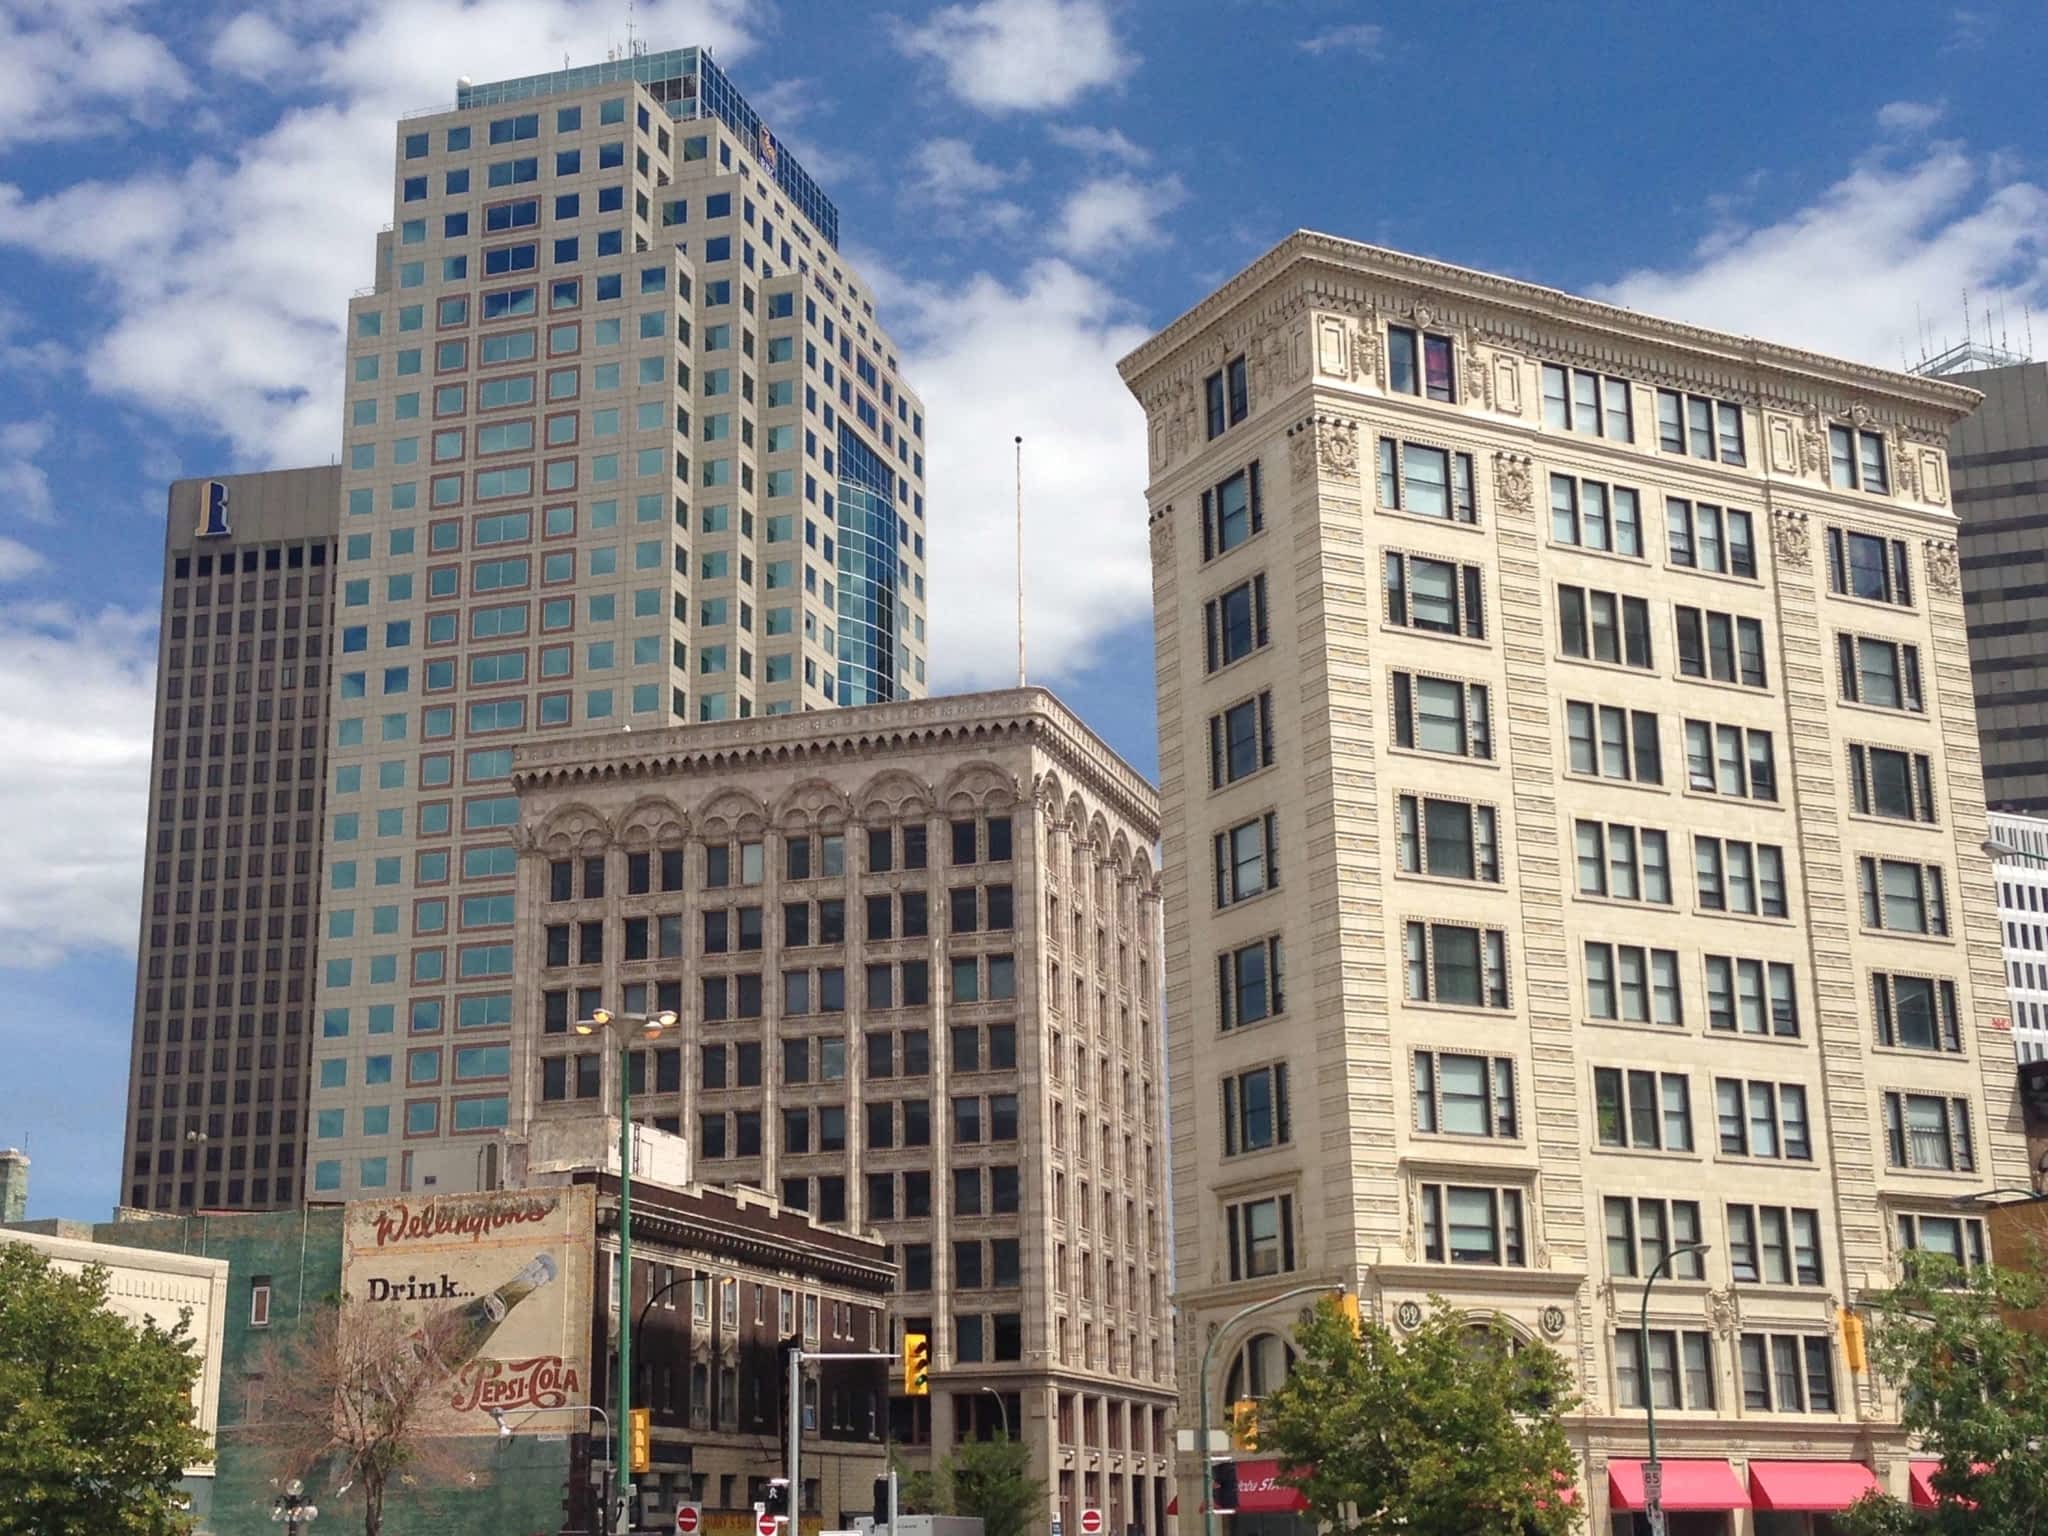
[510,689,1174,1533]
[1120,233,2030,1529]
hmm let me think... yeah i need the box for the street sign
[1052,1519,1063,1536]
[759,1513,780,1536]
[676,1505,702,1535]
[1643,1462,1663,1504]
[1080,1509,1105,1536]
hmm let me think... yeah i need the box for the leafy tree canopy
[1837,1255,2048,1536]
[0,1243,212,1536]
[1254,1297,1582,1536]
[894,1433,1046,1536]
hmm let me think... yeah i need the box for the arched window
[1225,1330,1297,1402]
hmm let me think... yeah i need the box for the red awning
[1609,1461,1750,1512]
[1750,1462,1881,1512]
[1910,1463,1941,1510]
[1909,1461,1986,1510]
[1232,1460,1311,1515]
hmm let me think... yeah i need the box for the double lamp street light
[575,1004,677,1536]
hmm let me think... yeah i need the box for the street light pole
[575,1006,677,1536]
[270,1478,319,1535]
[1639,1243,1712,1536]
[1198,1283,1339,1536]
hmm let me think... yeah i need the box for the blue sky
[1,0,2042,1218]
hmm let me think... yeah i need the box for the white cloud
[0,600,158,966]
[0,0,755,470]
[896,0,1134,112]
[880,259,1155,687]
[1594,135,2048,371]
[209,10,299,79]
[0,0,192,146]
[0,419,54,521]
[1877,99,1945,135]
[1298,22,1384,57]
[1046,123,1150,166]
[912,137,1021,202]
[1051,173,1187,261]
[0,536,44,582]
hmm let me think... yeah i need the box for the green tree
[0,1242,213,1536]
[894,1434,1046,1536]
[1834,1255,2048,1536]
[1254,1297,1582,1536]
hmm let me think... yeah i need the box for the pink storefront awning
[1749,1461,1881,1512]
[1608,1460,1750,1512]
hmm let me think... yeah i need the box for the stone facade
[511,688,1176,1536]
[1119,232,2029,1528]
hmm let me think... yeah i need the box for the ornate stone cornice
[1118,230,1983,428]
[511,687,1161,843]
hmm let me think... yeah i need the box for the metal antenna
[1014,435,1026,688]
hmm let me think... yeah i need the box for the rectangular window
[1204,355,1249,439]
[1615,1328,1716,1410]
[1385,551,1486,639]
[1419,1183,1525,1266]
[1740,1334,1836,1413]
[1895,1213,1988,1273]
[1727,1204,1824,1285]
[1871,972,1962,1053]
[1656,389,1745,465]
[1201,464,1263,559]
[1403,920,1509,1008]
[1549,473,1643,555]
[1683,719,1777,801]
[1376,438,1476,522]
[1694,837,1788,917]
[1209,690,1276,787]
[1388,325,1455,402]
[1838,634,1923,711]
[1827,528,1912,605]
[1594,1066,1693,1152]
[1848,744,1937,823]
[1221,1063,1291,1155]
[1584,942,1682,1026]
[1391,671,1491,758]
[1217,936,1285,1030]
[1705,956,1799,1037]
[1603,1197,1705,1280]
[1829,425,1889,493]
[1857,857,1948,936]
[1882,1091,1975,1172]
[1213,813,1280,907]
[1715,1078,1814,1161]
[1202,574,1269,672]
[1573,819,1673,905]
[1665,498,1758,578]
[1542,365,1633,441]
[1675,606,1767,687]
[1225,1192,1294,1279]
[1395,794,1499,881]
[1558,585,1652,668]
[1412,1051,1517,1138]
[1566,701,1662,784]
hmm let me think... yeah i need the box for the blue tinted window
[596,274,622,300]
[404,132,429,159]
[446,125,470,151]
[443,212,468,237]
[596,230,622,256]
[445,167,470,194]
[485,198,538,231]
[557,106,582,132]
[705,193,731,218]
[598,186,623,212]
[599,141,624,169]
[704,236,731,262]
[555,192,580,218]
[402,176,427,201]
[556,149,581,175]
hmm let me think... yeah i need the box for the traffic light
[1336,1291,1362,1334]
[764,1479,791,1516]
[1209,1459,1238,1515]
[874,1474,891,1525]
[1228,1398,1260,1452]
[1840,1307,1868,1373]
[902,1331,931,1396]
[628,1407,652,1474]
